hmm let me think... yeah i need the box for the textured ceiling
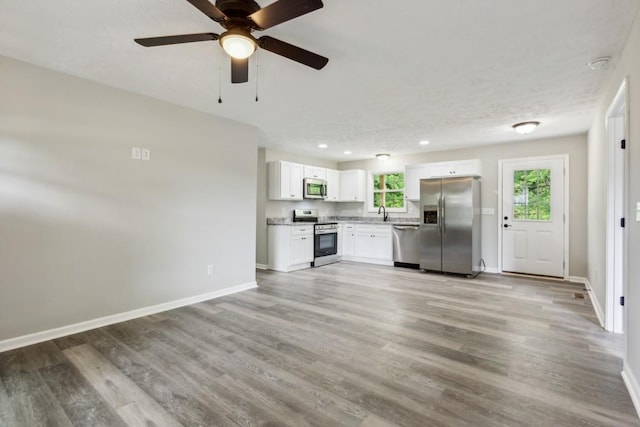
[1,0,638,161]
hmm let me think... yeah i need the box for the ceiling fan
[134,0,329,84]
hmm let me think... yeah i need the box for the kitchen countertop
[267,216,420,226]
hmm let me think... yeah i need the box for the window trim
[367,169,407,213]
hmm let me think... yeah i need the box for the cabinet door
[286,162,304,199]
[270,161,304,200]
[405,164,430,201]
[303,165,326,180]
[453,159,482,177]
[339,170,366,201]
[325,169,340,201]
[342,224,355,255]
[372,234,393,260]
[429,162,455,177]
[354,232,373,258]
[291,234,314,264]
[429,159,482,178]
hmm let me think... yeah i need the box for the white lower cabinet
[341,223,356,256]
[342,223,393,266]
[268,225,314,272]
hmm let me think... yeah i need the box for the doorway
[499,156,568,279]
[605,79,628,334]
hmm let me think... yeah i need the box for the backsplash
[335,200,420,219]
[266,199,420,222]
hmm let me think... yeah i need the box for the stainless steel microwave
[303,178,327,199]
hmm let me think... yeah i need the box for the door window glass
[513,169,551,221]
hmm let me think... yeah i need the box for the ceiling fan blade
[258,36,328,70]
[185,0,227,22]
[135,33,219,47]
[248,0,323,30]
[231,58,249,83]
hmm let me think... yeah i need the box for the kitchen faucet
[377,205,388,222]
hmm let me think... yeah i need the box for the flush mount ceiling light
[419,140,430,145]
[512,121,540,135]
[344,151,352,155]
[588,56,611,70]
[220,29,257,59]
[376,153,390,161]
[318,143,328,149]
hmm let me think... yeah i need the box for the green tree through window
[513,169,551,221]
[372,172,405,209]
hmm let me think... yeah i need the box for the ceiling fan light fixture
[512,121,540,135]
[220,29,256,59]
[376,153,390,161]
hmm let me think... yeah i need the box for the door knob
[504,224,512,228]
[504,216,508,220]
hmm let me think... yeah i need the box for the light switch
[141,148,151,161]
[131,147,141,160]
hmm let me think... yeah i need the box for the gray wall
[588,10,640,400]
[0,56,258,341]
[338,135,588,277]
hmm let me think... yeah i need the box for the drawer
[356,224,392,235]
[291,226,314,236]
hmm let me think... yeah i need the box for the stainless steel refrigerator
[419,176,481,277]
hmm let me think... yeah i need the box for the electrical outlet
[207,264,214,276]
[131,147,141,160]
[142,148,151,161]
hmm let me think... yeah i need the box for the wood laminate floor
[1,262,638,426]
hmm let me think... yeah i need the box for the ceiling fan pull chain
[218,47,223,104]
[255,50,260,102]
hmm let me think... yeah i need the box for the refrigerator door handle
[441,196,446,234]
[437,196,442,234]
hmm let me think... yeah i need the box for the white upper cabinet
[339,169,366,202]
[404,164,431,201]
[268,161,304,200]
[303,165,326,180]
[429,159,482,178]
[325,168,340,202]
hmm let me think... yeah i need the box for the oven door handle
[315,230,338,235]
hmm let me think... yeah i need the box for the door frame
[497,154,570,280]
[605,78,629,334]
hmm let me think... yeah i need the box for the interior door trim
[497,154,570,280]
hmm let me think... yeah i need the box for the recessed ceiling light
[419,140,430,145]
[588,56,611,70]
[318,144,328,148]
[344,151,352,155]
[512,121,540,135]
[376,153,390,161]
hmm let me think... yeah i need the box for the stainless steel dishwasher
[392,223,421,267]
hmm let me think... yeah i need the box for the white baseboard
[622,362,640,419]
[573,276,605,328]
[255,263,269,270]
[0,281,257,353]
[483,267,500,274]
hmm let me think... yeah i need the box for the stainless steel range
[312,222,339,267]
[292,209,340,267]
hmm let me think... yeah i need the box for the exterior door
[502,157,565,277]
